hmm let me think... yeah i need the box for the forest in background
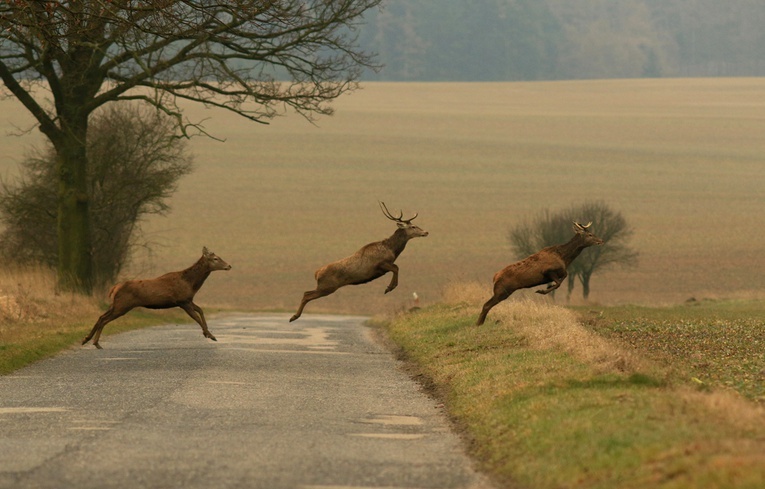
[360,0,765,81]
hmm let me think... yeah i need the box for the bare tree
[0,104,192,288]
[0,0,382,292]
[507,201,638,300]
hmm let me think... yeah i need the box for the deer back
[494,249,565,287]
[314,239,393,285]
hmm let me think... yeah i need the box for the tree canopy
[0,0,382,292]
[360,0,765,81]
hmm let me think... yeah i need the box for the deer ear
[203,246,210,256]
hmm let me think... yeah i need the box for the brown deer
[476,222,603,326]
[290,202,428,322]
[82,247,231,349]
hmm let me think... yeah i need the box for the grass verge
[379,284,765,489]
[0,267,189,375]
[0,311,189,376]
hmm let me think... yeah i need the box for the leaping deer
[290,202,429,322]
[476,222,603,326]
[82,247,231,349]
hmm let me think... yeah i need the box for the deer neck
[383,228,410,258]
[182,257,212,292]
[554,234,588,267]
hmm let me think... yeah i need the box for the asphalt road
[0,313,493,489]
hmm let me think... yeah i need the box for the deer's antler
[379,201,418,224]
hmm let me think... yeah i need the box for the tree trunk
[581,272,592,300]
[56,118,93,294]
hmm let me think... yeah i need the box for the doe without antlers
[476,222,603,326]
[82,247,231,349]
[290,202,428,322]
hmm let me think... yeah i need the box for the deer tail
[108,283,124,299]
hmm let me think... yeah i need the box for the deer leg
[192,303,215,340]
[379,263,399,294]
[83,306,130,349]
[290,288,336,322]
[192,302,216,341]
[536,270,567,295]
[180,302,216,341]
[476,285,512,326]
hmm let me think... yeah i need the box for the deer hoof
[94,343,103,350]
[289,315,299,322]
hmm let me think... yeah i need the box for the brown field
[1,78,764,316]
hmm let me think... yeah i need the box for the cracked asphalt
[0,313,493,489]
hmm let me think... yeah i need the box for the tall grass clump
[0,267,99,373]
[383,282,765,488]
[0,266,100,325]
[442,281,645,374]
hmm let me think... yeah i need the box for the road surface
[0,313,493,489]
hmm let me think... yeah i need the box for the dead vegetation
[444,281,645,375]
[0,267,100,328]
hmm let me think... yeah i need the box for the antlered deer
[476,222,603,326]
[82,247,231,349]
[290,202,428,322]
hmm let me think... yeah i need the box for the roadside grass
[0,267,189,375]
[380,283,765,488]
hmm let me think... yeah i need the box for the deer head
[379,201,429,238]
[202,246,232,271]
[572,222,604,246]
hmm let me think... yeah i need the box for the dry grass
[442,281,646,374]
[0,267,101,373]
[0,266,100,330]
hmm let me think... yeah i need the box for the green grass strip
[0,310,188,375]
[381,303,765,489]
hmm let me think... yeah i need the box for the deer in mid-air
[290,202,429,322]
[476,222,603,326]
[82,247,231,349]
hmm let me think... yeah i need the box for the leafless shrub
[0,105,193,289]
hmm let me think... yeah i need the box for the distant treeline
[359,0,765,81]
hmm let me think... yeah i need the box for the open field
[578,300,765,401]
[381,290,765,488]
[2,78,765,315]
